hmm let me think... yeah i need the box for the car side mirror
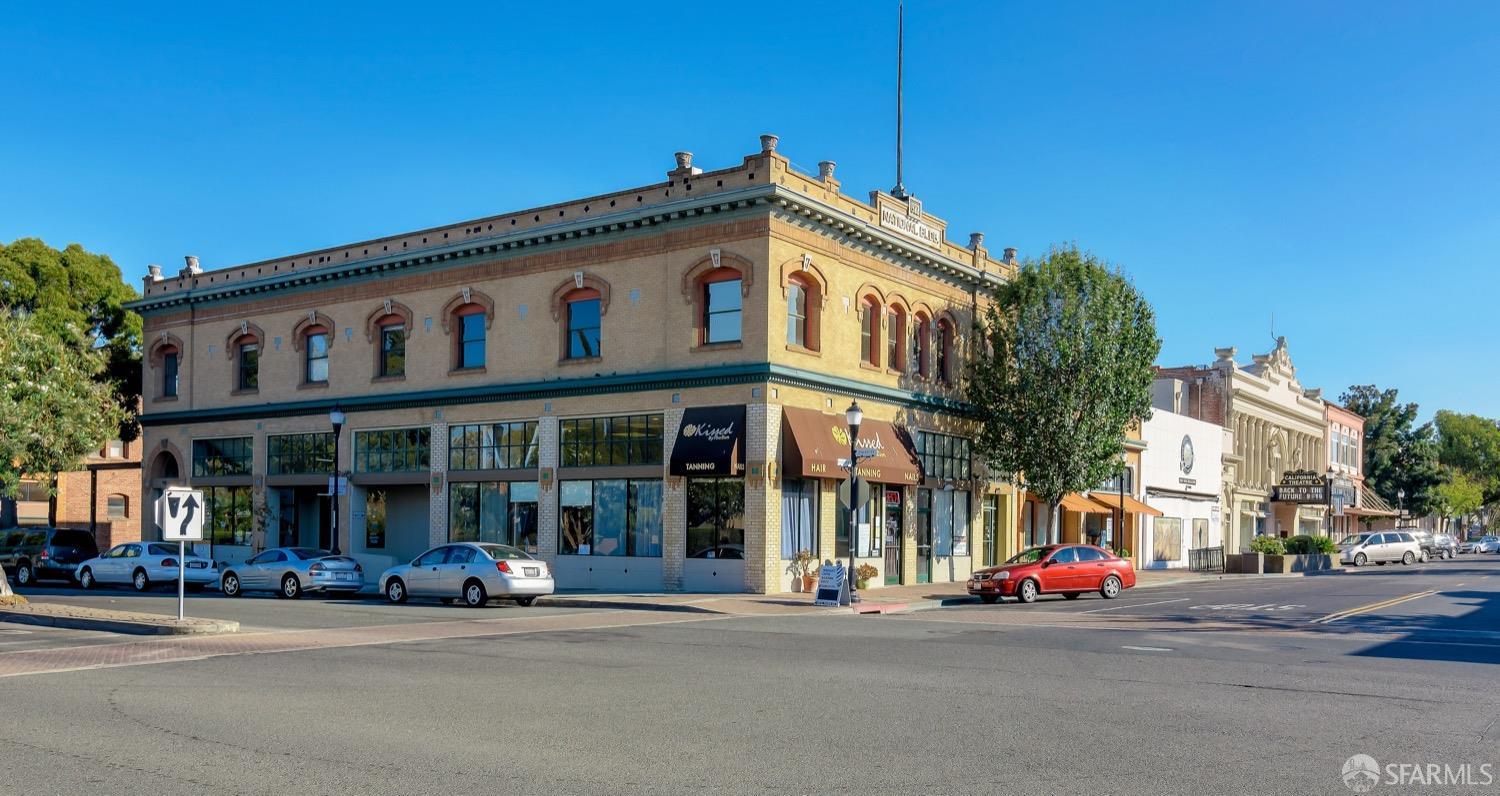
[1040,559,1052,568]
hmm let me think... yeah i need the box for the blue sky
[3,1,1496,418]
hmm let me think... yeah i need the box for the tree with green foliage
[1433,468,1485,533]
[969,245,1161,546]
[1434,410,1500,505]
[1341,385,1442,517]
[0,238,141,441]
[0,313,128,508]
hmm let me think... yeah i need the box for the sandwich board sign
[159,487,205,541]
[813,563,850,607]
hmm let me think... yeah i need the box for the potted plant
[855,563,879,590]
[787,549,818,592]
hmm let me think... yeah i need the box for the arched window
[106,494,128,519]
[859,297,882,366]
[564,289,602,359]
[452,305,486,370]
[376,315,406,378]
[785,273,822,351]
[161,346,180,397]
[303,326,330,383]
[886,304,907,371]
[912,312,932,378]
[698,267,743,345]
[936,317,956,385]
[233,334,260,391]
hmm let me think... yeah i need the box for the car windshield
[1338,535,1368,546]
[289,548,332,560]
[1006,547,1050,564]
[479,544,533,561]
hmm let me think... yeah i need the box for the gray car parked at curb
[219,547,364,599]
[379,542,554,607]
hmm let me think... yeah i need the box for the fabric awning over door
[781,406,922,484]
[668,405,745,477]
[1089,493,1165,517]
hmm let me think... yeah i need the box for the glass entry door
[883,488,903,585]
[916,488,933,584]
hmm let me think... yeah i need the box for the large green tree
[0,238,141,441]
[969,245,1160,546]
[1341,385,1442,517]
[1433,410,1500,505]
[1433,468,1484,533]
[0,313,128,502]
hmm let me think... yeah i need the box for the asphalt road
[2,557,1498,795]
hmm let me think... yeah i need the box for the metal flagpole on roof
[891,1,909,200]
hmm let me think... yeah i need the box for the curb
[536,597,722,615]
[0,608,239,636]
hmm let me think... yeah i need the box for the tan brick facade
[51,439,144,551]
[131,136,1021,593]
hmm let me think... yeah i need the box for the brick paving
[0,609,723,679]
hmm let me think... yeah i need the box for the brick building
[127,135,1024,594]
[7,438,144,551]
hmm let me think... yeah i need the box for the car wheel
[16,562,32,587]
[79,568,95,590]
[1353,553,1367,567]
[221,573,241,597]
[1402,551,1416,566]
[385,578,407,604]
[280,574,302,600]
[515,596,537,607]
[1063,592,1081,600]
[1100,575,1123,599]
[1017,578,1039,604]
[1419,550,1430,563]
[132,568,150,592]
[462,579,488,608]
[979,594,999,605]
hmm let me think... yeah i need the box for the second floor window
[567,294,602,359]
[237,341,259,391]
[162,349,179,397]
[887,306,906,371]
[703,277,742,344]
[305,331,329,383]
[457,312,485,369]
[859,298,880,366]
[937,319,955,385]
[380,324,405,377]
[913,315,931,378]
[786,283,807,347]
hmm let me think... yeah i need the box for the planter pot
[801,575,817,592]
[856,580,871,591]
[1264,554,1340,573]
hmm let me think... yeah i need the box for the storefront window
[927,490,970,557]
[559,479,662,556]
[450,481,541,551]
[268,432,335,475]
[193,437,253,477]
[353,428,430,472]
[982,495,998,567]
[448,421,539,470]
[914,432,971,480]
[205,486,253,546]
[780,479,818,559]
[835,488,881,558]
[686,478,745,559]
[365,489,387,549]
[560,414,664,467]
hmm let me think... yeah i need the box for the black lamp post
[329,407,345,555]
[845,400,863,604]
[1397,488,1406,527]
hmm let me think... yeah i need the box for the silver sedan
[220,547,364,599]
[379,542,554,607]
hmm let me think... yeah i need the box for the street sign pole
[159,486,205,624]
[177,539,185,622]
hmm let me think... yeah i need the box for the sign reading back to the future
[1271,470,1328,504]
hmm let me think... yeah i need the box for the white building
[1140,399,1226,569]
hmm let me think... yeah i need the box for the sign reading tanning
[669,405,746,477]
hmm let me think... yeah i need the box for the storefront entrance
[276,487,330,550]
[916,489,933,583]
[883,488,903,585]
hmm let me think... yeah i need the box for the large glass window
[449,481,541,552]
[448,422,539,471]
[1096,468,1135,495]
[926,489,970,558]
[566,297,602,359]
[915,431,972,480]
[786,283,807,347]
[780,479,818,559]
[237,341,259,391]
[1154,517,1183,561]
[380,324,405,377]
[558,479,662,557]
[192,437,252,477]
[458,313,485,369]
[560,414,663,467]
[703,278,742,344]
[268,432,335,475]
[687,478,745,559]
[835,486,883,559]
[365,488,387,549]
[353,428,430,472]
[162,350,179,397]
[205,485,253,546]
[305,332,329,383]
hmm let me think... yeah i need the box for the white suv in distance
[1339,531,1422,567]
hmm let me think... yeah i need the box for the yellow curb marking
[1310,590,1436,624]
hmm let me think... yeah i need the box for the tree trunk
[47,474,58,527]
[1049,501,1062,545]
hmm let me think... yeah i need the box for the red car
[967,544,1136,604]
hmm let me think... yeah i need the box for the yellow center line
[1310,590,1437,624]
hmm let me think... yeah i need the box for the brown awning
[781,407,922,484]
[1060,492,1111,514]
[1089,492,1164,517]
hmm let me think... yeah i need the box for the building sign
[1271,469,1328,504]
[873,193,946,250]
[781,407,922,485]
[669,405,746,477]
[1180,435,1195,475]
[813,563,849,607]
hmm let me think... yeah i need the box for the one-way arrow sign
[158,487,205,541]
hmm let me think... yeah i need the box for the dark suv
[0,527,99,586]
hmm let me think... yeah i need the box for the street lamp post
[1397,487,1406,528]
[845,400,863,605]
[329,407,346,555]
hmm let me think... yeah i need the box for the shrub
[1284,535,1336,555]
[1249,535,1286,555]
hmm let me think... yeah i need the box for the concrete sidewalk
[0,601,240,635]
[539,567,1305,616]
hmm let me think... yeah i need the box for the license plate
[524,567,539,577]
[187,561,207,569]
[335,573,353,581]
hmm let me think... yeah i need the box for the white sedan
[76,542,218,592]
